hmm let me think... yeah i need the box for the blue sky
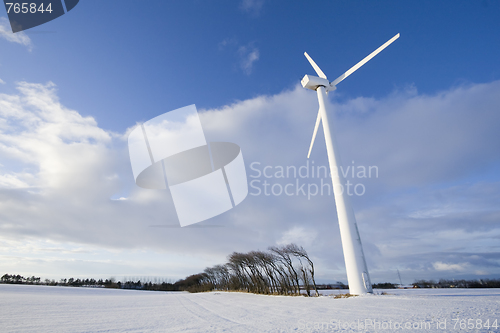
[1,0,500,285]
[2,0,500,130]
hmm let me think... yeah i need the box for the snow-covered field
[1,284,499,332]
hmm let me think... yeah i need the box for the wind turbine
[302,33,400,295]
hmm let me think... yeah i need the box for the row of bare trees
[180,244,319,296]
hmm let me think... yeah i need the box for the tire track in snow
[175,294,249,331]
[193,292,303,323]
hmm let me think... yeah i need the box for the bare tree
[287,244,319,296]
[269,245,301,294]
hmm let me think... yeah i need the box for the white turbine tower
[302,33,400,295]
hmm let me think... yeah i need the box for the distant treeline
[372,282,399,289]
[412,279,500,289]
[174,243,320,296]
[371,279,500,289]
[0,274,179,291]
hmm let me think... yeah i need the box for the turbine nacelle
[301,75,336,92]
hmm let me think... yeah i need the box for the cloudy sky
[1,0,500,285]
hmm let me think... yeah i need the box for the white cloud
[0,81,112,190]
[240,0,264,16]
[433,261,468,271]
[218,38,237,51]
[1,79,500,281]
[277,226,317,247]
[0,17,33,50]
[218,39,260,75]
[238,44,260,75]
[0,78,5,84]
[0,173,32,188]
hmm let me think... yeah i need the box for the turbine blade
[331,33,400,86]
[307,109,322,158]
[304,52,327,80]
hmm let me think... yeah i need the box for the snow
[1,284,499,332]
